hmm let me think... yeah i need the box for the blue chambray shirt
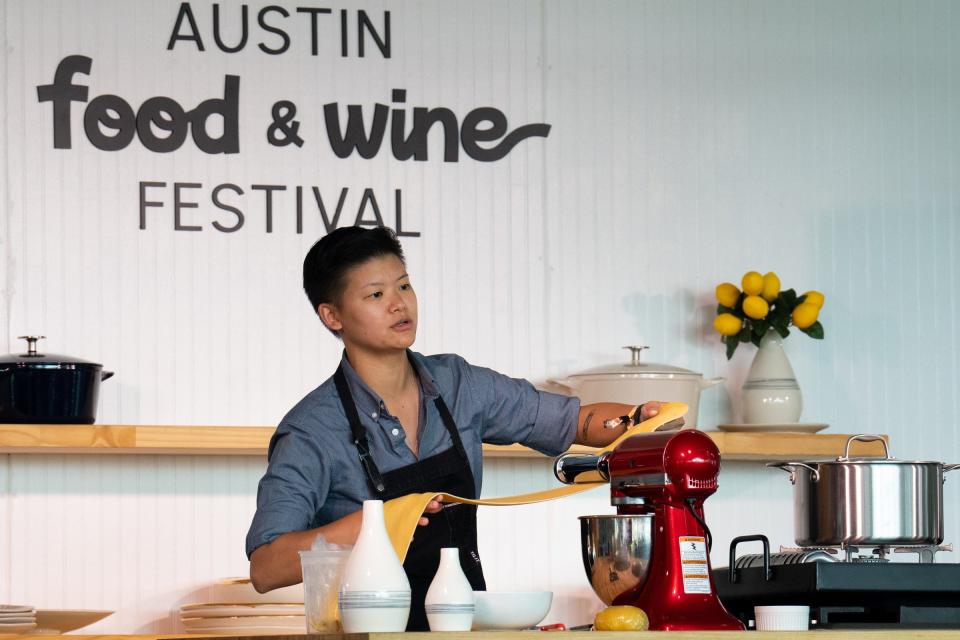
[245,351,579,558]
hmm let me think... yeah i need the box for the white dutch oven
[547,346,722,429]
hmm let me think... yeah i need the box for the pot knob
[623,345,650,366]
[17,335,46,357]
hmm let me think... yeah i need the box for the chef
[246,225,673,631]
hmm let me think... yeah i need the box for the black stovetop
[713,561,960,629]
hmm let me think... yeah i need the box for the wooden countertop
[17,631,960,639]
[0,424,886,460]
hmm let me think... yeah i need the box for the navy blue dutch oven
[0,335,114,424]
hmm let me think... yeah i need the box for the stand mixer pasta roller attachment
[555,430,743,631]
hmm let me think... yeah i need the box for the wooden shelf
[0,424,276,455]
[0,424,887,461]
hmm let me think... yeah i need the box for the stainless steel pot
[768,435,960,547]
[547,346,722,429]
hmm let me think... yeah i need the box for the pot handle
[700,377,724,390]
[545,377,576,393]
[944,464,960,475]
[839,434,891,461]
[728,534,773,584]
[766,461,820,484]
[101,370,115,381]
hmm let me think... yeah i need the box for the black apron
[333,364,486,631]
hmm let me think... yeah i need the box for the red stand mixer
[555,429,744,631]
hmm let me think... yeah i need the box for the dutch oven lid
[0,335,102,366]
[566,345,703,378]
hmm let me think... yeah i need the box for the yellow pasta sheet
[383,402,688,562]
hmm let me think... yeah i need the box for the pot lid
[566,346,704,378]
[790,435,949,466]
[817,458,945,465]
[0,335,102,366]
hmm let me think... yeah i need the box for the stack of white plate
[0,605,37,635]
[34,609,113,634]
[179,578,306,635]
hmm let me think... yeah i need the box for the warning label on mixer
[678,536,711,594]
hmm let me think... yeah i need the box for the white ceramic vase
[741,331,803,423]
[424,547,475,631]
[338,500,411,632]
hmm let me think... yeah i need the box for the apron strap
[333,364,386,494]
[433,395,469,463]
[406,349,469,465]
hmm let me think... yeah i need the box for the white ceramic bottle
[424,547,475,631]
[338,500,411,632]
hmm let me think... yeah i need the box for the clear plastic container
[299,546,352,632]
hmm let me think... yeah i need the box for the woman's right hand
[418,498,444,526]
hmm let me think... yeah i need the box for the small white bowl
[472,591,552,630]
[754,605,810,631]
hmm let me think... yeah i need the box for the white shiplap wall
[2,0,959,631]
[3,454,268,633]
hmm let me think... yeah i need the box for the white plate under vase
[716,423,828,434]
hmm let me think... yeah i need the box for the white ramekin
[754,605,810,631]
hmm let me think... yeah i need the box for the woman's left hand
[418,498,444,526]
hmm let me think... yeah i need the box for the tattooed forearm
[581,411,594,440]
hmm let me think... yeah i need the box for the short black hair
[303,226,406,316]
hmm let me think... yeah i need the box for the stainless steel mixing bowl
[578,514,654,605]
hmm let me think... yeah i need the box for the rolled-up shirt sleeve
[464,360,580,456]
[245,424,330,559]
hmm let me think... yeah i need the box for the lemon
[714,313,742,336]
[761,272,781,302]
[802,290,825,309]
[715,282,740,308]
[792,302,820,329]
[742,295,769,320]
[594,605,649,631]
[741,271,763,296]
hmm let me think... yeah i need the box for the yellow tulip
[802,290,825,309]
[761,272,781,302]
[792,302,820,329]
[714,313,742,336]
[742,295,769,320]
[741,271,763,296]
[715,283,740,308]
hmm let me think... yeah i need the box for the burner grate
[775,543,953,564]
[714,562,960,629]
[717,534,960,629]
